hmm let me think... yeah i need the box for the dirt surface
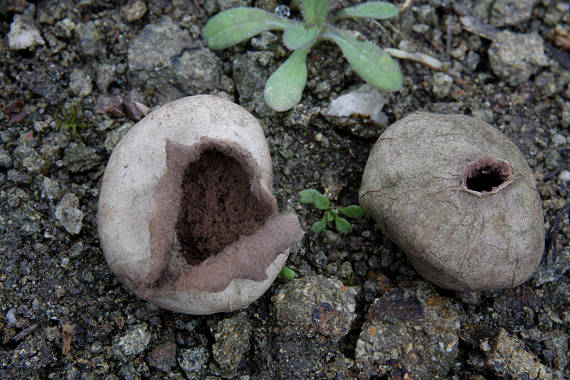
[0,0,568,379]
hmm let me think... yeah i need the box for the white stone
[326,84,386,123]
[7,14,45,50]
[55,193,84,235]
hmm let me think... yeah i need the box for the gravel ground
[0,0,568,379]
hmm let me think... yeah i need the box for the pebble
[0,148,12,168]
[121,0,147,23]
[488,31,549,86]
[490,0,540,27]
[104,123,133,153]
[173,48,222,93]
[6,308,17,324]
[487,328,553,379]
[147,342,176,373]
[117,324,151,356]
[55,193,84,235]
[96,64,116,92]
[69,69,93,98]
[355,283,460,378]
[432,72,453,99]
[76,21,102,57]
[178,346,209,379]
[272,275,358,339]
[559,170,570,183]
[211,312,251,378]
[326,84,386,124]
[7,8,45,50]
[62,143,101,173]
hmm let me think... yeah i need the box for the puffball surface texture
[359,112,544,291]
[98,95,303,314]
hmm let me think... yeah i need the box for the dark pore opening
[175,149,273,266]
[464,157,512,193]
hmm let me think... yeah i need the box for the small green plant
[203,1,402,111]
[299,189,365,234]
[279,265,297,279]
[56,103,91,141]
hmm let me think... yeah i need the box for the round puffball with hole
[359,112,544,291]
[98,95,303,314]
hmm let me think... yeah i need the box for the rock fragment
[211,312,251,378]
[272,275,357,339]
[7,6,45,50]
[488,31,549,86]
[355,284,460,378]
[55,193,84,235]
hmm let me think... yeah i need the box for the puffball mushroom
[359,112,544,291]
[98,95,303,314]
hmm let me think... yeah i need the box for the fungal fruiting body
[98,95,303,314]
[359,112,544,291]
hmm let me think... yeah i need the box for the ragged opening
[175,149,274,266]
[463,156,513,194]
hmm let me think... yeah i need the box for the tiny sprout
[299,189,364,234]
[203,1,402,112]
[279,266,297,279]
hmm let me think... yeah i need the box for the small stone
[104,123,133,153]
[55,193,84,235]
[62,143,101,173]
[211,312,251,378]
[14,145,44,173]
[432,72,453,99]
[69,69,93,98]
[490,0,539,27]
[551,133,566,147]
[487,328,553,379]
[559,170,570,183]
[272,275,358,339]
[54,18,75,39]
[6,308,17,324]
[7,10,45,50]
[178,346,209,379]
[121,0,147,22]
[96,95,124,118]
[488,31,548,86]
[147,342,176,373]
[0,148,12,168]
[40,176,63,202]
[326,84,386,124]
[355,283,460,378]
[173,48,222,93]
[76,21,102,57]
[96,64,116,92]
[6,169,32,184]
[117,324,151,356]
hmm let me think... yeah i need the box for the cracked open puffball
[359,112,544,291]
[98,95,303,314]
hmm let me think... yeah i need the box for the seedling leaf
[300,0,330,26]
[336,2,399,20]
[311,219,327,233]
[324,28,402,92]
[264,47,309,111]
[326,210,335,222]
[279,266,297,279]
[340,205,365,218]
[299,188,321,204]
[203,8,291,50]
[313,193,330,210]
[283,24,319,50]
[334,215,352,234]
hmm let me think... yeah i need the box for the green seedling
[299,188,365,234]
[56,103,91,141]
[279,265,297,279]
[203,1,402,111]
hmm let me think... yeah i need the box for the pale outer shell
[359,112,545,291]
[98,95,283,314]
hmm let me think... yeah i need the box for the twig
[12,324,38,342]
[384,47,444,70]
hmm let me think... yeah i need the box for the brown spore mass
[175,149,273,265]
[463,156,512,193]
